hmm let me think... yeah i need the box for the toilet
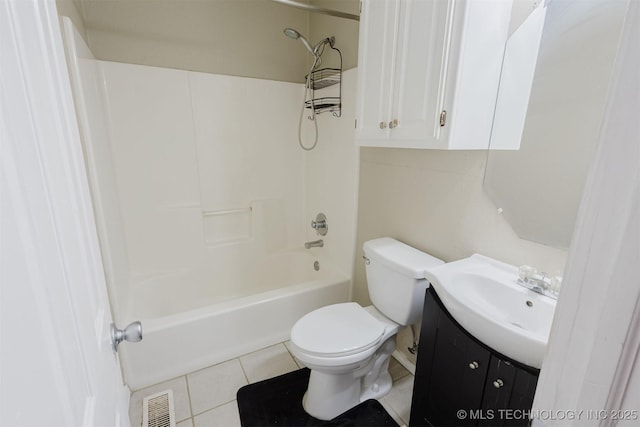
[289,237,443,420]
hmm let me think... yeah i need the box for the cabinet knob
[379,121,387,129]
[493,379,504,388]
[389,119,398,129]
[468,361,479,370]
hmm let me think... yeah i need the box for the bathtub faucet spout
[304,239,324,249]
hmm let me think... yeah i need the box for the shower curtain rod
[271,0,360,21]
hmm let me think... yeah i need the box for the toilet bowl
[290,303,399,419]
[290,237,443,420]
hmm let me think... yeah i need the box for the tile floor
[129,341,414,427]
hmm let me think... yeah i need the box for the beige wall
[56,0,87,41]
[309,0,360,71]
[354,148,568,364]
[58,0,359,83]
[80,0,310,83]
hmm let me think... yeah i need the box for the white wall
[189,71,306,249]
[63,19,132,322]
[99,61,308,312]
[101,62,203,281]
[303,69,360,279]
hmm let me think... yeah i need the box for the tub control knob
[311,213,328,236]
[111,321,143,352]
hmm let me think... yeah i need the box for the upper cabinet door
[355,0,400,141]
[356,0,512,150]
[389,0,453,146]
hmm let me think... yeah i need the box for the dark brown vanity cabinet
[409,288,539,427]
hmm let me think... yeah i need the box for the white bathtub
[119,250,350,390]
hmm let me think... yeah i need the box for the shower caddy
[305,44,342,118]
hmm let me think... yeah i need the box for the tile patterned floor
[129,341,414,427]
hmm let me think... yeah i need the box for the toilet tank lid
[363,238,444,279]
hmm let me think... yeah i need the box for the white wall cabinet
[355,0,512,149]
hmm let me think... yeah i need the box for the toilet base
[301,337,396,420]
[302,369,362,420]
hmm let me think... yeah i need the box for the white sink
[424,254,557,369]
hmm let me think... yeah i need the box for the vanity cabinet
[409,287,539,426]
[355,0,512,149]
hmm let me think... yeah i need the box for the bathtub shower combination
[62,19,356,390]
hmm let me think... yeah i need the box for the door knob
[111,321,142,352]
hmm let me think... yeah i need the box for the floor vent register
[142,389,175,427]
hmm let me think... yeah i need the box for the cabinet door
[504,369,538,427]
[410,289,490,426]
[479,357,517,427]
[390,0,453,146]
[355,0,399,142]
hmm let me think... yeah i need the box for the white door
[0,1,130,426]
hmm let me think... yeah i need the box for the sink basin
[424,254,557,369]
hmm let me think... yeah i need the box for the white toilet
[289,237,443,420]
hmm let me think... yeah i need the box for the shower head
[283,27,301,39]
[283,27,315,56]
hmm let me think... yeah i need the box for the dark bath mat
[237,368,399,427]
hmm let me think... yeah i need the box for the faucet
[522,275,548,295]
[517,266,560,299]
[304,239,324,249]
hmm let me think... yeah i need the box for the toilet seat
[291,303,385,358]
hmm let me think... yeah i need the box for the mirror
[484,0,628,249]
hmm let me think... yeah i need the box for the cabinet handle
[493,379,504,388]
[468,361,479,370]
[379,121,387,129]
[389,119,398,129]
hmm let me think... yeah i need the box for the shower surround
[63,21,359,389]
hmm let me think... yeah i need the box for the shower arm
[271,0,360,21]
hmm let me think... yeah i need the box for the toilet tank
[363,238,444,326]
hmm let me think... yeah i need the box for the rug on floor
[236,368,399,426]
